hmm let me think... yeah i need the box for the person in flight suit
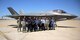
[21,17,26,32]
[17,17,22,32]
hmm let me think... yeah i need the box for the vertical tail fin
[8,7,19,15]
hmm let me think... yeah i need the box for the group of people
[17,17,56,32]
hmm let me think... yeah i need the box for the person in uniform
[17,17,22,32]
[21,17,26,32]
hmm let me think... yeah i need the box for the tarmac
[0,19,80,40]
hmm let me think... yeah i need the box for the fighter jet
[5,7,77,21]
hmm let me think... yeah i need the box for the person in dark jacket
[27,18,32,32]
[49,18,55,30]
[31,17,38,32]
[38,19,43,31]
[41,23,45,31]
[34,18,39,31]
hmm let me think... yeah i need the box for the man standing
[21,17,26,32]
[40,18,46,31]
[49,18,55,30]
[34,18,39,31]
[17,17,22,32]
[27,17,32,32]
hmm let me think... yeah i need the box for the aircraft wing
[5,14,77,21]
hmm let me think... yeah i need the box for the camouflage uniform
[17,19,22,32]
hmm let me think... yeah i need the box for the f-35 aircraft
[5,7,77,21]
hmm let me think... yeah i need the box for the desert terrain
[0,19,80,40]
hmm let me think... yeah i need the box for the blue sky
[0,0,80,17]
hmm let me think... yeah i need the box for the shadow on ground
[57,26,76,28]
[8,24,77,29]
[8,25,18,28]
